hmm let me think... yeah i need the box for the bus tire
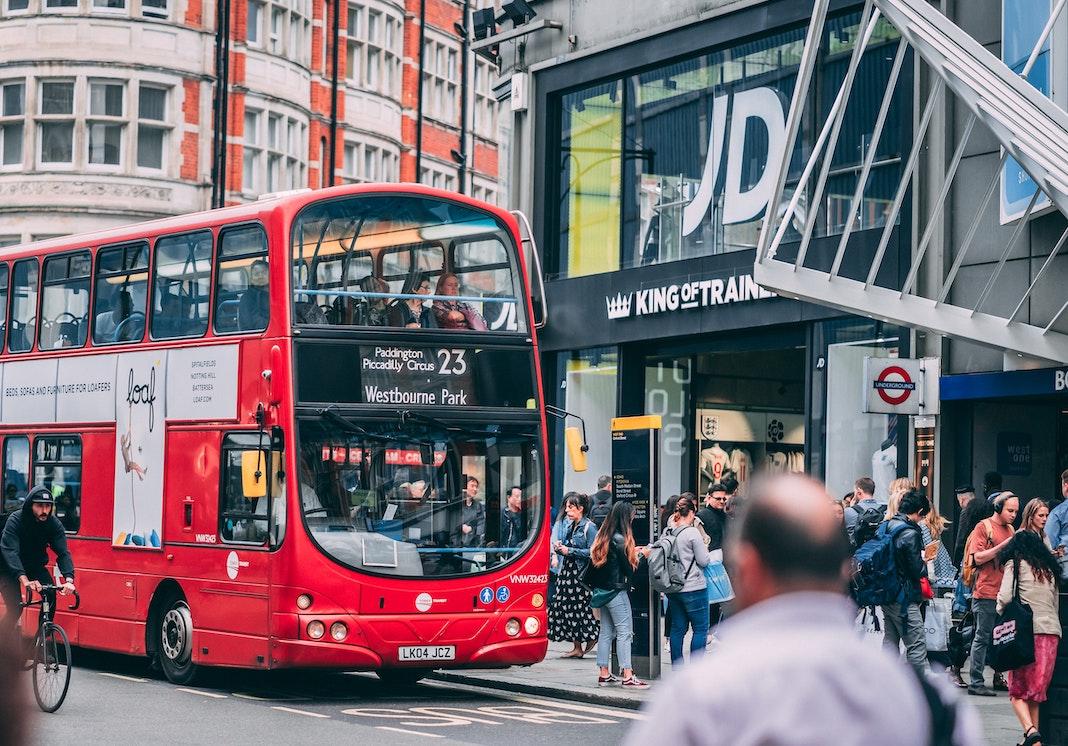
[158,594,199,685]
[375,668,430,687]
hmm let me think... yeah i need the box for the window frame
[36,78,76,168]
[86,79,126,170]
[31,433,82,534]
[150,229,215,341]
[218,432,283,548]
[8,257,40,354]
[0,263,7,353]
[92,240,150,346]
[0,79,25,171]
[38,249,92,350]
[135,83,170,172]
[1,434,30,520]
[213,222,270,335]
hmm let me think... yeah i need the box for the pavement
[432,641,1024,743]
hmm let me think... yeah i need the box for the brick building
[0,0,503,245]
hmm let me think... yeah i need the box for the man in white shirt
[627,474,982,746]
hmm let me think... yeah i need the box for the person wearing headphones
[0,486,76,632]
[965,491,1018,696]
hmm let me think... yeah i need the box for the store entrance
[645,346,806,504]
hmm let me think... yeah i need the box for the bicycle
[18,584,80,713]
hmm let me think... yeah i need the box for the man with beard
[0,485,76,632]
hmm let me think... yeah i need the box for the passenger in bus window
[432,273,487,331]
[501,486,527,548]
[95,289,136,343]
[459,476,485,547]
[389,275,436,329]
[238,259,270,331]
[358,275,391,326]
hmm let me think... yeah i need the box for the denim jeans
[667,589,709,667]
[970,598,997,687]
[881,602,927,675]
[596,590,633,671]
[953,576,972,615]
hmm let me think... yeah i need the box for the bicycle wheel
[32,623,72,713]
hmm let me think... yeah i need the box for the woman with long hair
[921,496,955,591]
[997,530,1062,746]
[662,496,710,668]
[1020,498,1052,544]
[432,273,487,330]
[548,493,599,658]
[588,501,650,688]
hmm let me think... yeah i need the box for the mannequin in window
[700,443,732,486]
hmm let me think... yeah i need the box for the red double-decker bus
[0,184,550,684]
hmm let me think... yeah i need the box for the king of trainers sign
[604,272,775,321]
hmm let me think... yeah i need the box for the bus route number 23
[437,349,468,375]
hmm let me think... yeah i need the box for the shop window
[556,82,622,279]
[214,224,270,334]
[646,357,691,502]
[39,250,91,349]
[33,435,81,533]
[8,258,38,353]
[556,347,617,500]
[2,435,29,519]
[93,242,149,345]
[151,230,212,340]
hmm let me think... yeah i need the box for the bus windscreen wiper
[394,410,533,439]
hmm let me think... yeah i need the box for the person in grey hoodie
[663,495,710,668]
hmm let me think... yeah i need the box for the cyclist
[0,486,76,632]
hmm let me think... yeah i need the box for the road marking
[271,706,330,719]
[375,726,444,739]
[99,672,148,683]
[178,688,227,699]
[422,680,646,721]
[233,692,273,701]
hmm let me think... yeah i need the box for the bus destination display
[296,342,535,408]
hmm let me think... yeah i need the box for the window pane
[141,0,166,16]
[215,225,269,334]
[33,436,81,533]
[2,83,24,116]
[9,259,38,352]
[6,0,29,10]
[139,86,166,121]
[2,436,30,518]
[137,126,164,169]
[90,82,123,116]
[2,124,22,166]
[94,0,126,8]
[151,231,212,339]
[0,264,6,353]
[46,0,77,7]
[220,439,270,544]
[40,82,73,115]
[267,153,280,191]
[40,252,91,349]
[93,245,149,345]
[88,122,123,165]
[39,122,73,163]
[243,148,257,191]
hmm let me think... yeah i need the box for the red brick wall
[184,0,202,28]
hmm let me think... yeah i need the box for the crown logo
[606,292,632,319]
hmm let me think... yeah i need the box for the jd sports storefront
[530,1,915,504]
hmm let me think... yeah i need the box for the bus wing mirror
[241,451,268,498]
[565,426,588,473]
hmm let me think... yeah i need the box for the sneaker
[948,668,968,688]
[967,685,997,697]
[597,673,620,687]
[621,676,649,689]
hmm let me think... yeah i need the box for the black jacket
[888,513,926,604]
[1,501,75,580]
[953,498,994,567]
[590,533,636,591]
[590,490,611,527]
[697,506,727,551]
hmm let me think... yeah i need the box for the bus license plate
[398,645,455,662]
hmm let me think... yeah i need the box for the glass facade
[553,347,617,501]
[551,12,903,279]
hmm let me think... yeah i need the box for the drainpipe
[328,0,340,186]
[415,0,426,180]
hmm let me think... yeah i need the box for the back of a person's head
[854,476,875,496]
[721,476,739,495]
[733,475,851,586]
[897,489,930,517]
[597,474,610,490]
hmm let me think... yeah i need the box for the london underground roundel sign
[873,365,916,406]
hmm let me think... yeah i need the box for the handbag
[590,588,620,608]
[947,609,975,669]
[703,549,735,604]
[461,305,488,331]
[988,558,1035,673]
[924,597,951,652]
[919,577,935,601]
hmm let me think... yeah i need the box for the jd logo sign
[682,86,788,235]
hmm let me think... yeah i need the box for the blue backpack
[850,520,910,607]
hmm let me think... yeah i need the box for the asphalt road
[22,651,640,746]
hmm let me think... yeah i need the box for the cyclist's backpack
[850,505,886,547]
[648,527,696,594]
[850,520,909,607]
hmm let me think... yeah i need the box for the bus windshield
[296,418,542,578]
[292,194,527,333]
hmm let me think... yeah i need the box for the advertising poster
[113,351,166,549]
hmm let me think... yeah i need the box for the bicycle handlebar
[22,585,81,612]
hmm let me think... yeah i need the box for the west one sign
[605,272,774,320]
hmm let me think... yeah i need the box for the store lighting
[500,0,536,24]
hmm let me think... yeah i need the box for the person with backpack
[844,477,884,546]
[872,489,931,676]
[655,496,710,668]
[590,475,612,528]
[587,501,651,689]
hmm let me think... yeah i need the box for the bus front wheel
[376,668,431,687]
[158,595,199,685]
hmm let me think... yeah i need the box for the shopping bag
[703,550,734,604]
[855,606,884,648]
[989,558,1035,672]
[924,597,951,652]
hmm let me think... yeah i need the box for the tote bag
[703,549,735,604]
[988,559,1035,673]
[924,596,951,652]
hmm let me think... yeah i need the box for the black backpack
[851,506,886,546]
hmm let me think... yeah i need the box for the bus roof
[0,183,517,260]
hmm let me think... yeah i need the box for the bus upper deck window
[151,231,212,340]
[40,250,91,350]
[8,259,38,353]
[93,243,148,346]
[214,224,269,335]
[0,264,8,352]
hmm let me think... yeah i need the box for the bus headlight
[505,618,521,637]
[524,617,540,635]
[296,594,313,610]
[307,620,326,639]
[531,593,544,608]
[330,622,348,641]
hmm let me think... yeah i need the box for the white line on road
[375,726,444,739]
[422,680,647,721]
[177,688,227,699]
[98,672,148,683]
[271,706,330,719]
[232,692,273,701]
